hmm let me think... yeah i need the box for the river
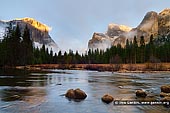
[0,69,170,113]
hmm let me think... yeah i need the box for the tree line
[0,24,33,66]
[81,34,170,64]
[1,23,170,66]
[51,34,170,65]
[0,23,56,66]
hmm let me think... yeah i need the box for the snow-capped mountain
[88,8,170,50]
[0,18,59,53]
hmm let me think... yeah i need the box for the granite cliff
[88,8,170,50]
[0,18,59,52]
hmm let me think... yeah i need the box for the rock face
[158,8,170,35]
[88,8,170,50]
[0,18,59,52]
[65,88,87,100]
[88,33,114,50]
[88,24,131,50]
[106,24,131,38]
[136,11,158,37]
[0,20,8,40]
[101,94,114,104]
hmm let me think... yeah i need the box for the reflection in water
[0,88,30,101]
[0,69,170,113]
[0,87,46,102]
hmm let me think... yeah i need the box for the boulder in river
[135,89,147,98]
[65,89,75,99]
[65,88,87,100]
[161,85,170,93]
[74,88,87,99]
[160,92,170,97]
[161,97,170,102]
[101,94,114,104]
[161,97,170,107]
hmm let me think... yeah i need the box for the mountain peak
[88,8,170,50]
[15,17,51,32]
[158,8,170,35]
[159,8,170,15]
[137,11,158,34]
[106,23,132,38]
[0,18,59,53]
[108,23,132,32]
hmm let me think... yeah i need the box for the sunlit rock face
[88,33,114,50]
[158,8,170,35]
[88,8,170,50]
[137,11,158,36]
[115,11,159,46]
[16,18,51,32]
[0,18,59,53]
[88,24,131,50]
[106,23,132,38]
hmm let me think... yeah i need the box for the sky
[0,0,170,53]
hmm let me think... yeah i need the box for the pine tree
[88,49,92,64]
[50,48,53,63]
[133,36,138,63]
[1,23,13,66]
[53,53,58,63]
[13,24,22,65]
[139,36,145,63]
[149,34,154,56]
[57,50,62,64]
[33,47,42,64]
[125,39,130,63]
[22,25,33,65]
[41,44,46,63]
[75,51,81,64]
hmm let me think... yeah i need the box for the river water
[0,69,170,113]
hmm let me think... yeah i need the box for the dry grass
[24,63,170,72]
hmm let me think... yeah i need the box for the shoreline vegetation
[15,63,170,73]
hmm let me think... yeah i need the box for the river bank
[15,63,170,73]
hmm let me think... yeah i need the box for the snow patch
[0,22,7,40]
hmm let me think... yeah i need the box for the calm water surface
[0,69,170,113]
